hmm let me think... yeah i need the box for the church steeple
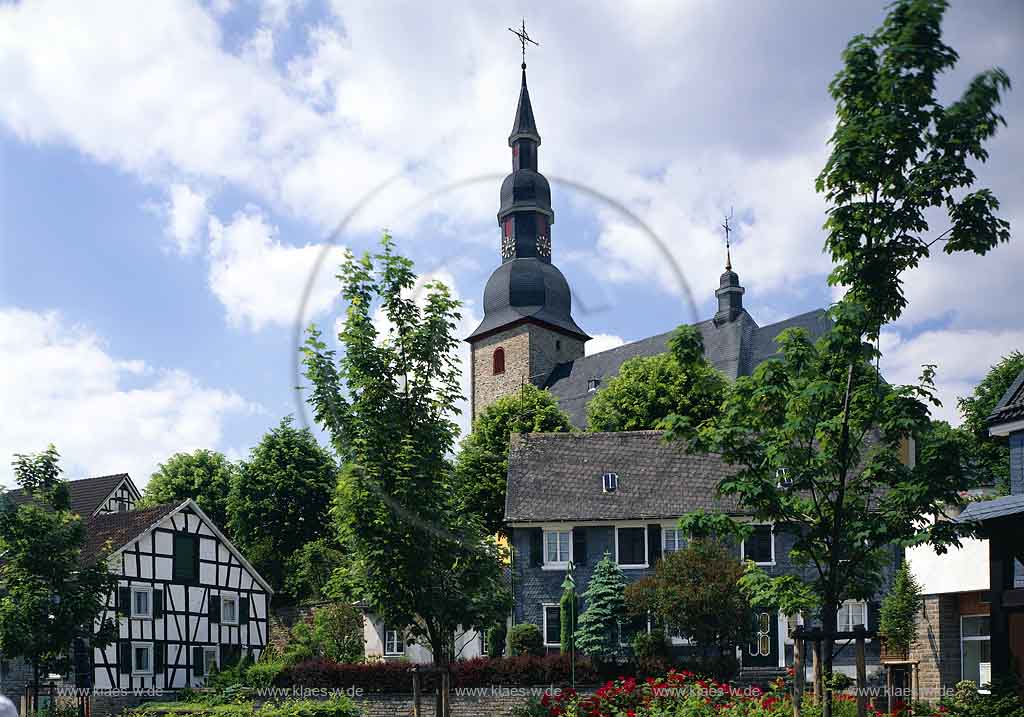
[715,215,745,325]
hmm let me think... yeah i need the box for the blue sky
[1,0,1022,488]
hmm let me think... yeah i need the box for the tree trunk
[822,603,838,717]
[32,658,40,714]
[429,626,452,717]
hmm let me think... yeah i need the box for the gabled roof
[81,499,275,594]
[544,308,831,428]
[505,430,740,523]
[957,494,1024,524]
[988,366,1024,430]
[4,473,138,517]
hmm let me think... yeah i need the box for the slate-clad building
[470,62,901,678]
[0,475,271,702]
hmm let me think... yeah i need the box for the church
[469,59,902,679]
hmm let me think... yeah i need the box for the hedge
[276,654,599,693]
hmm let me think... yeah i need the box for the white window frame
[202,646,219,675]
[384,626,404,656]
[661,524,684,555]
[960,613,991,693]
[836,600,870,640]
[740,523,776,566]
[542,527,572,570]
[541,603,561,647]
[131,587,152,619]
[615,524,649,570]
[220,593,239,625]
[132,642,153,675]
[602,472,618,493]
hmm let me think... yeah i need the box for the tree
[141,449,238,528]
[227,416,338,597]
[879,562,924,654]
[455,384,572,535]
[284,537,349,603]
[574,552,628,662]
[312,603,365,664]
[957,351,1024,493]
[302,235,510,673]
[0,447,118,702]
[586,325,727,432]
[624,540,748,657]
[559,579,577,655]
[668,3,1010,714]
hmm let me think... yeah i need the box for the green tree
[668,2,1010,714]
[312,603,365,663]
[957,351,1024,493]
[455,384,572,535]
[586,325,727,432]
[0,447,118,701]
[574,552,628,662]
[141,449,239,528]
[625,540,748,657]
[284,537,349,603]
[559,580,577,655]
[879,562,924,654]
[302,236,510,671]
[227,416,338,597]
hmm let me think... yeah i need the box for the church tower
[466,61,589,422]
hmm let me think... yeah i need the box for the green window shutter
[154,642,164,673]
[572,528,588,567]
[529,528,543,567]
[173,535,198,582]
[193,646,204,677]
[153,590,163,619]
[209,595,221,623]
[118,642,131,674]
[117,587,131,616]
[648,524,662,565]
[239,597,250,625]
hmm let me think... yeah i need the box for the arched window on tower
[493,347,506,375]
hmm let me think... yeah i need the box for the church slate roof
[4,473,132,517]
[988,367,1024,426]
[544,308,831,428]
[504,430,741,523]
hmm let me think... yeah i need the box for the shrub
[509,623,544,657]
[127,696,361,717]
[486,622,507,658]
[312,603,365,663]
[244,659,286,688]
[631,628,668,658]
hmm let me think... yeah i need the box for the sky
[1,0,1022,488]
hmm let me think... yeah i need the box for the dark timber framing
[92,500,272,690]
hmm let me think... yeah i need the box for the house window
[132,643,153,675]
[384,626,404,656]
[202,647,219,675]
[602,472,618,493]
[118,500,130,513]
[837,600,869,631]
[221,595,239,625]
[172,534,198,581]
[543,529,571,568]
[493,347,506,375]
[542,604,561,647]
[131,587,152,619]
[587,379,601,392]
[616,526,647,569]
[662,528,684,555]
[961,615,991,690]
[742,524,775,565]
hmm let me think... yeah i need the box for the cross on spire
[722,208,734,271]
[508,18,539,67]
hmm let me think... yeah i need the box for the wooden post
[854,626,867,717]
[886,666,894,715]
[441,669,451,717]
[793,635,804,717]
[912,662,919,703]
[989,527,1012,683]
[411,665,421,717]
[812,639,823,705]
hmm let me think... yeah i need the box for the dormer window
[602,472,618,493]
[493,347,505,375]
[587,379,601,392]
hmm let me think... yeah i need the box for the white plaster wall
[906,538,990,594]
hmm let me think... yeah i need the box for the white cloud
[0,308,256,488]
[207,206,346,331]
[880,327,1024,425]
[153,183,209,255]
[586,334,626,356]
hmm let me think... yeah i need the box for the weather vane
[722,207,734,271]
[508,18,539,67]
